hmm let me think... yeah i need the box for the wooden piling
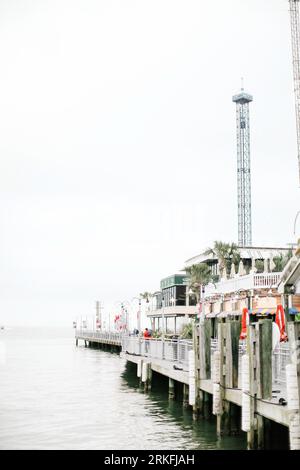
[183,384,189,408]
[147,365,152,392]
[203,391,211,419]
[230,403,240,436]
[216,321,227,436]
[247,322,258,449]
[225,319,240,389]
[192,325,201,419]
[169,378,175,400]
[257,319,272,400]
[199,320,212,380]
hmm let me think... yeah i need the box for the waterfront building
[148,274,198,335]
[148,244,298,334]
[278,241,300,319]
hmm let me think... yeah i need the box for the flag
[240,308,249,340]
[275,305,288,342]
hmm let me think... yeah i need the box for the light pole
[199,285,205,325]
[121,300,131,333]
[161,295,165,336]
[131,297,142,334]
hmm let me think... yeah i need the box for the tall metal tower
[289,0,300,185]
[232,86,253,247]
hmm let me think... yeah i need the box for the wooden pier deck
[75,320,300,449]
[120,320,300,449]
[122,339,289,428]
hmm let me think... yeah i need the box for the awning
[250,308,276,316]
[212,311,241,318]
[289,307,300,315]
[206,312,217,318]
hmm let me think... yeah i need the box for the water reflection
[121,361,246,450]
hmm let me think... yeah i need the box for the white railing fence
[122,337,192,370]
[80,329,291,390]
[204,272,282,297]
[272,342,291,385]
[76,329,123,343]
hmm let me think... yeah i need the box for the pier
[76,316,300,450]
[75,330,122,350]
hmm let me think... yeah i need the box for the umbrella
[251,257,257,273]
[240,307,249,340]
[230,262,236,278]
[238,260,245,276]
[263,258,269,273]
[275,304,288,342]
[221,266,227,280]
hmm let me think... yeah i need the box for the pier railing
[272,342,291,385]
[122,336,192,370]
[122,332,291,384]
[204,272,282,297]
[76,330,123,344]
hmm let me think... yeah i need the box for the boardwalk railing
[77,328,291,388]
[272,342,291,385]
[210,336,289,389]
[122,336,192,370]
[76,330,123,344]
[204,272,282,297]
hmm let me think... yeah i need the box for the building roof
[278,254,300,294]
[160,274,189,290]
[185,245,293,268]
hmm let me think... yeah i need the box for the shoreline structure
[76,242,300,450]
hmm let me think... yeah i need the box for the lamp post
[131,297,142,334]
[121,300,133,333]
[161,295,165,336]
[199,285,205,325]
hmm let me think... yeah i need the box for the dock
[75,318,300,450]
[75,330,122,349]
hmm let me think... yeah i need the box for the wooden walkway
[75,330,122,347]
[75,320,300,449]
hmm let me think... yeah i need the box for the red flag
[240,307,249,340]
[275,305,288,342]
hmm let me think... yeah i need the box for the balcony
[147,305,198,317]
[204,272,282,298]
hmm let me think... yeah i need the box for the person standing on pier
[143,328,151,353]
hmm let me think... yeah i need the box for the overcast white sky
[0,0,299,327]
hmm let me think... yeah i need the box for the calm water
[0,328,246,450]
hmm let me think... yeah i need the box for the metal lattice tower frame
[232,89,253,247]
[289,0,300,185]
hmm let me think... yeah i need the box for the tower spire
[232,87,253,247]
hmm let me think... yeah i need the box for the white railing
[272,342,291,385]
[91,329,291,390]
[122,336,192,370]
[212,337,289,389]
[76,330,123,344]
[238,340,247,389]
[148,306,198,317]
[253,273,282,288]
[204,272,282,297]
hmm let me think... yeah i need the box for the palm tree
[139,292,153,302]
[185,263,211,303]
[204,241,240,276]
[272,250,293,272]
